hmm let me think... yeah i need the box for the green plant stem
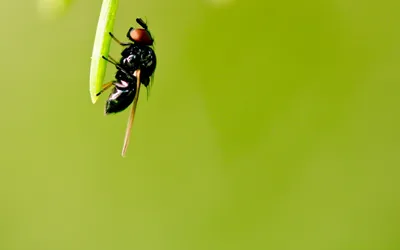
[89,0,119,104]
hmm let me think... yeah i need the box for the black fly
[96,18,157,157]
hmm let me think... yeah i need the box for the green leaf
[89,0,119,104]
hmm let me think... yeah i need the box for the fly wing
[149,72,155,97]
[141,74,154,100]
[121,69,141,157]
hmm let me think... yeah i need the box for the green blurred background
[1,0,399,249]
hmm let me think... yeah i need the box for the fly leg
[101,55,134,81]
[121,69,141,157]
[96,81,115,96]
[109,32,130,46]
[102,54,119,65]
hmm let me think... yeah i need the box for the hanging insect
[96,18,157,157]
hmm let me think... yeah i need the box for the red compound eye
[127,28,153,45]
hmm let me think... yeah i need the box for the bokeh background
[1,0,399,249]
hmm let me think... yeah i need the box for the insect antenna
[136,18,148,29]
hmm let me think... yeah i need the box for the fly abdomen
[105,87,136,115]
